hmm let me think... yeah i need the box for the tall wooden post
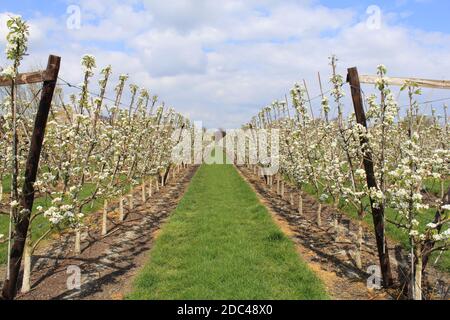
[1,55,61,300]
[347,67,393,287]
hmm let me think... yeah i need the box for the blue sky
[322,0,450,33]
[1,0,449,127]
[4,0,449,33]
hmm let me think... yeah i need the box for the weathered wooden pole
[1,55,61,300]
[347,67,393,287]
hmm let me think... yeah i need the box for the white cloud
[1,1,450,128]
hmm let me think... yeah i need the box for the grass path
[128,165,328,300]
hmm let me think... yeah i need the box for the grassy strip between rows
[303,179,450,272]
[128,165,328,300]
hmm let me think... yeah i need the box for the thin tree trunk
[20,235,32,293]
[129,194,134,211]
[317,203,322,227]
[355,221,363,269]
[74,229,81,255]
[148,180,153,198]
[119,197,124,222]
[101,200,108,236]
[333,216,339,242]
[413,244,423,300]
[281,181,285,199]
[298,193,303,215]
[141,183,146,203]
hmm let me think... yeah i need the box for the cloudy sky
[1,0,450,128]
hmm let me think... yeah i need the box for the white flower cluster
[246,60,450,268]
[5,16,29,63]
[1,65,15,78]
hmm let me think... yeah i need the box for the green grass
[128,165,328,300]
[302,181,450,272]
[1,175,11,194]
[0,182,107,265]
[423,178,450,198]
[0,171,144,266]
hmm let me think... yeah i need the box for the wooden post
[2,55,61,300]
[347,67,393,287]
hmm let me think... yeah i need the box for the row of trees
[245,57,449,300]
[0,17,188,299]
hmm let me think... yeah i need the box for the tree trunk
[101,200,108,236]
[333,215,339,242]
[141,183,146,203]
[119,197,124,222]
[298,193,303,215]
[129,194,134,211]
[355,221,363,269]
[163,165,171,186]
[281,181,285,199]
[317,203,322,227]
[0,184,2,201]
[413,244,423,300]
[277,177,280,195]
[20,235,32,294]
[74,229,81,255]
[148,180,153,198]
